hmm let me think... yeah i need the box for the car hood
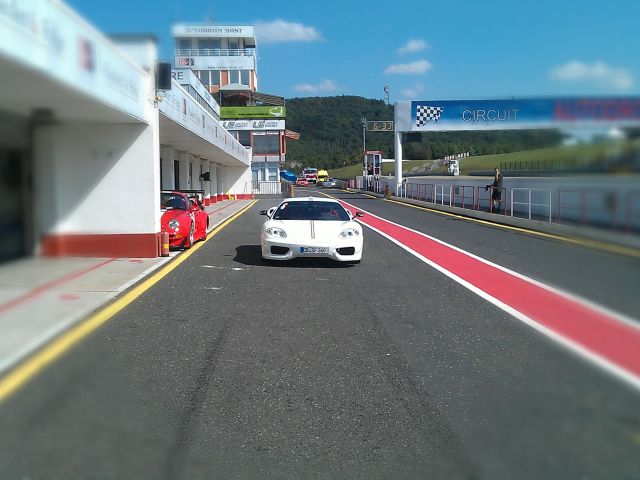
[264,219,360,242]
[161,209,190,225]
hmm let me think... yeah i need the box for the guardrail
[340,178,640,233]
[176,48,256,57]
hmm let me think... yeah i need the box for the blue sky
[68,0,639,101]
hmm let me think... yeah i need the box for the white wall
[224,166,252,196]
[33,121,160,240]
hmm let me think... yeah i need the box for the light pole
[384,85,390,105]
[361,116,367,176]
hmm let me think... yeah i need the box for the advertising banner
[222,120,285,130]
[395,98,640,132]
[172,25,254,38]
[221,106,286,119]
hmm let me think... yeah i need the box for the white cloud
[294,79,339,94]
[398,39,429,55]
[550,60,634,90]
[401,84,424,98]
[384,59,432,75]
[254,20,323,44]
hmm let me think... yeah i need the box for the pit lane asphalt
[0,189,638,479]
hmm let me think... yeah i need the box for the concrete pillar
[191,156,202,193]
[160,145,175,190]
[216,165,224,201]
[202,161,211,205]
[178,152,192,190]
[34,121,161,257]
[210,163,218,202]
[395,130,403,195]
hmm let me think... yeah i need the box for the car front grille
[271,246,289,255]
[336,247,355,256]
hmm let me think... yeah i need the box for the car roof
[279,197,339,203]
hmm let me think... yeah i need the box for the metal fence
[348,177,640,233]
[252,181,282,195]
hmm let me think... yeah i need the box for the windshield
[273,201,350,221]
[160,193,188,210]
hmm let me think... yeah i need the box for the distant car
[302,167,318,183]
[296,177,309,186]
[316,169,329,183]
[161,191,208,249]
[260,197,364,263]
[322,178,337,188]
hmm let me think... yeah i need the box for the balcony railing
[175,48,256,57]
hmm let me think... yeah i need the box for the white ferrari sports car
[260,197,364,263]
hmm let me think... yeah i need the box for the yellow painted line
[384,198,640,259]
[0,200,257,403]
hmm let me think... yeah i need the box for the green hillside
[284,96,564,171]
[328,142,637,179]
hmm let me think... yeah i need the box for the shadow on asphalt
[233,245,356,269]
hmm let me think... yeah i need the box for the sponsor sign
[176,57,194,67]
[221,106,286,119]
[0,0,146,121]
[395,98,640,132]
[222,120,285,130]
[172,25,254,38]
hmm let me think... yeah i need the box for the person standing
[485,167,504,213]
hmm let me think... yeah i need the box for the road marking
[201,265,248,271]
[0,200,257,403]
[0,258,117,316]
[338,198,640,392]
[207,200,239,217]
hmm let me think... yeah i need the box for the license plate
[300,247,329,254]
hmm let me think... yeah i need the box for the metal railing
[476,186,509,214]
[511,188,552,221]
[556,188,623,230]
[338,180,639,233]
[252,181,282,195]
[175,48,256,57]
[435,184,452,206]
[451,185,476,209]
[626,191,640,232]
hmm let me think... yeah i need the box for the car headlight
[339,228,360,239]
[168,219,180,231]
[265,227,287,238]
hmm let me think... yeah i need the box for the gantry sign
[392,97,640,191]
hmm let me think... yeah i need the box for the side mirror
[259,210,268,215]
[355,212,365,218]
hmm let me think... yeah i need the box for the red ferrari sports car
[161,191,209,248]
[296,177,309,186]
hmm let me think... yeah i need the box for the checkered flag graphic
[416,105,444,126]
